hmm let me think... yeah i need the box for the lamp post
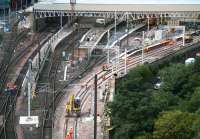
[142,31,145,64]
[60,13,63,29]
[27,59,32,118]
[115,11,117,37]
[124,48,127,74]
[183,26,185,46]
[126,13,129,47]
[148,16,150,32]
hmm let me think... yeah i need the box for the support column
[28,60,32,118]
[107,30,110,45]
[115,11,117,37]
[107,49,110,65]
[124,49,127,74]
[126,13,129,47]
[142,31,145,64]
[183,26,185,46]
[60,13,63,29]
[147,16,150,32]
[31,12,37,33]
[38,50,41,69]
[94,74,98,139]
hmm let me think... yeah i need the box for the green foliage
[110,58,200,139]
[159,61,200,98]
[151,91,179,111]
[153,110,199,139]
[159,64,189,96]
[109,65,165,138]
[116,65,154,93]
[183,87,200,113]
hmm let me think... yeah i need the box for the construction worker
[66,133,71,139]
[69,128,74,137]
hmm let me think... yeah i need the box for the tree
[159,64,190,97]
[110,61,200,139]
[153,110,199,139]
[119,65,154,92]
[186,87,200,112]
[151,91,180,112]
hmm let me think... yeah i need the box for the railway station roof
[34,2,200,12]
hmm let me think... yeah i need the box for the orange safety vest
[66,134,71,139]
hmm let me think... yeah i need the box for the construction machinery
[66,95,81,117]
[185,34,193,43]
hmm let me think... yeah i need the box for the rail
[21,25,73,94]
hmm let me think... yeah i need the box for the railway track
[40,28,90,139]
[0,22,27,139]
[0,23,60,139]
[40,26,108,138]
[66,36,200,139]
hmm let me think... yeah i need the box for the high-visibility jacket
[66,134,71,139]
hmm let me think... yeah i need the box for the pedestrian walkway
[79,22,123,55]
[107,23,145,47]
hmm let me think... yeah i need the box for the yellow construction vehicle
[185,34,193,43]
[66,95,81,117]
